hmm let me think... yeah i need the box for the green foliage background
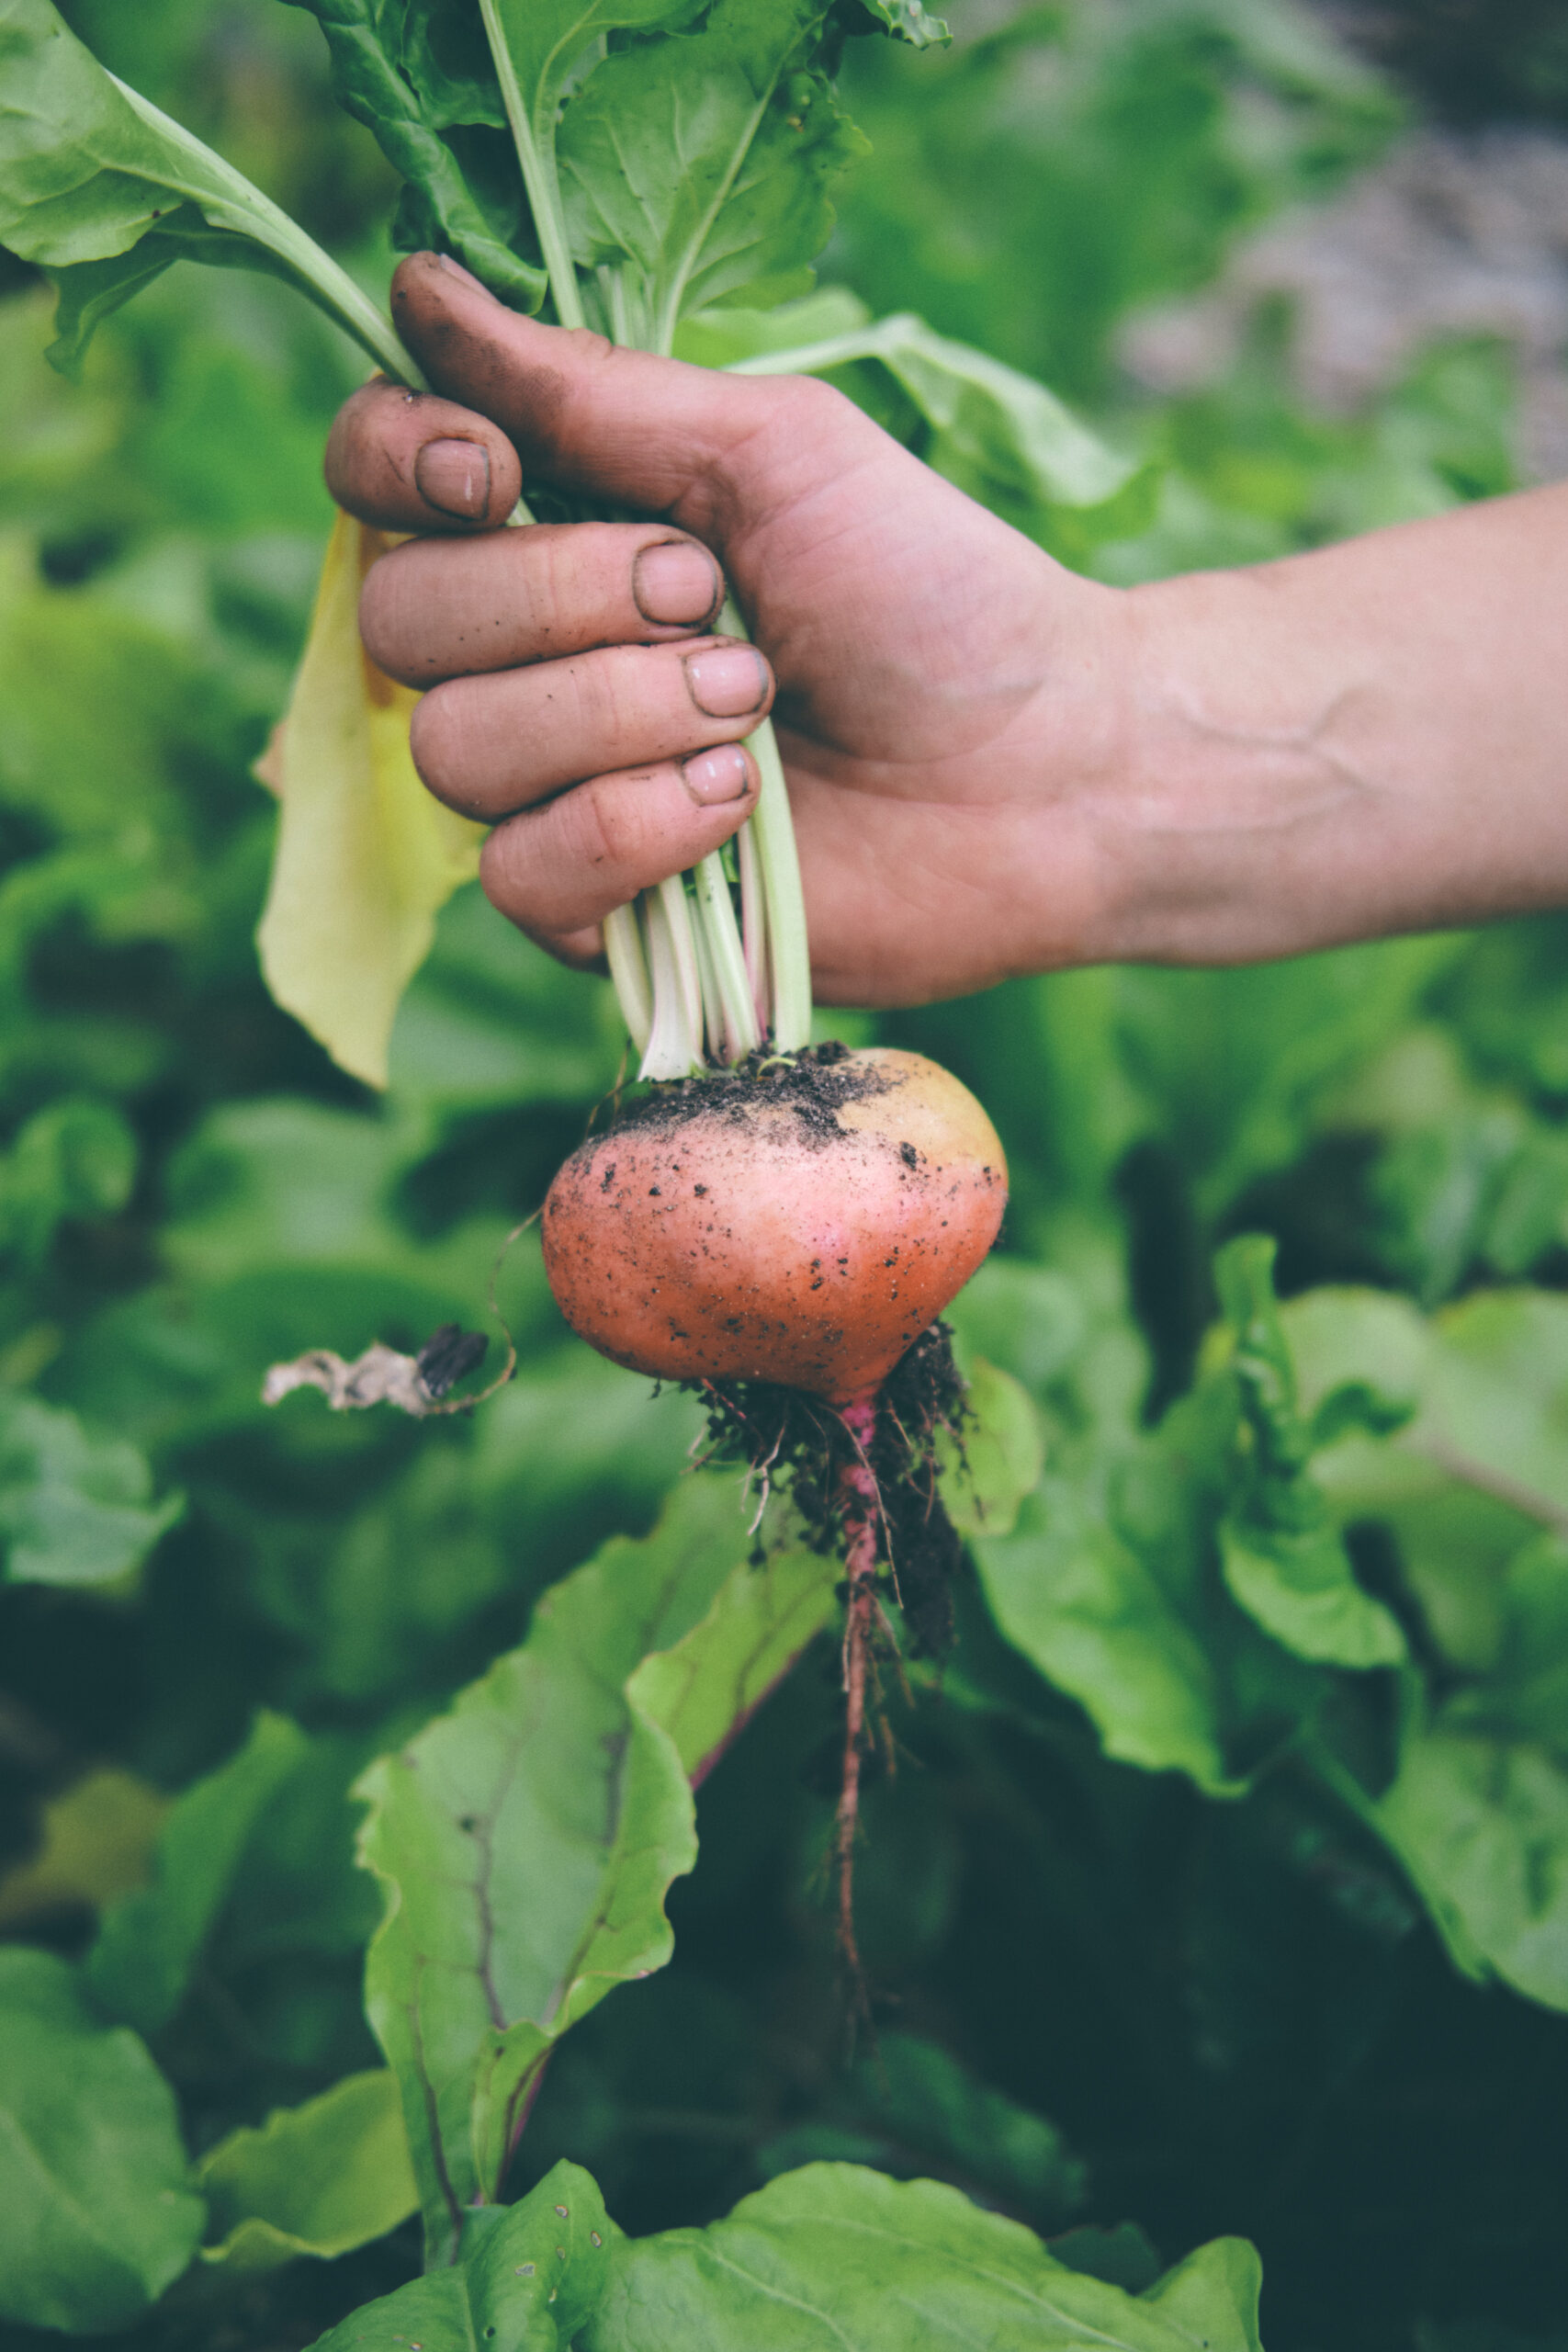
[1,2,1566,2346]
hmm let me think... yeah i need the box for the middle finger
[411,635,774,817]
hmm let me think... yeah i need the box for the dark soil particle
[690,1321,971,1659]
[601,1041,894,1149]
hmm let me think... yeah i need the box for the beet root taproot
[541,1047,1007,1405]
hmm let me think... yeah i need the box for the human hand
[328,256,1568,1002]
[323,253,1123,1008]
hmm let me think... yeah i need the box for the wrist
[1093,490,1568,967]
[1086,562,1382,966]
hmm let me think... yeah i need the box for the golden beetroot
[540,1046,1006,1405]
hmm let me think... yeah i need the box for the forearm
[1097,482,1568,964]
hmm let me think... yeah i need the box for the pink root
[834,1385,881,1994]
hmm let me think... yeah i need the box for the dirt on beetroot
[595,1039,898,1148]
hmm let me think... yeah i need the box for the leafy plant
[0,4,1565,2349]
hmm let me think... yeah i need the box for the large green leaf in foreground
[0,1948,205,2332]
[357,1475,836,2263]
[309,2159,611,2352]
[312,2160,1263,2352]
[583,2165,1263,2352]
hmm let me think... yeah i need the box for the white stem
[659,874,705,1058]
[640,890,695,1080]
[604,905,653,1056]
[738,813,770,1034]
[694,850,761,1060]
[689,884,725,1057]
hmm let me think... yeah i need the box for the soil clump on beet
[604,1040,897,1148]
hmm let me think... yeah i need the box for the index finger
[324,377,523,533]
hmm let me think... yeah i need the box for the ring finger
[411,635,774,818]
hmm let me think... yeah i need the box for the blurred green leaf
[0,1093,135,1266]
[205,1725,385,1981]
[87,1708,308,2032]
[1214,1236,1405,1669]
[975,1476,1238,1794]
[758,2032,1088,2226]
[1112,937,1466,1219]
[390,880,625,1115]
[0,1385,180,1583]
[1371,1717,1568,2012]
[197,2068,417,2271]
[830,0,1397,401]
[937,1354,1044,1541]
[0,1946,204,2331]
[0,1764,167,1928]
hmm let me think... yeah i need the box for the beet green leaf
[306,2159,612,2352]
[0,0,411,376]
[558,0,870,349]
[0,1385,180,1586]
[195,2070,418,2274]
[277,0,547,309]
[0,1948,205,2332]
[581,2165,1263,2352]
[86,1710,310,2035]
[355,1474,835,2265]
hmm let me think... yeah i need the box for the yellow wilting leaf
[255,510,485,1089]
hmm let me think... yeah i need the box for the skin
[540,1050,1007,1401]
[327,252,1568,1007]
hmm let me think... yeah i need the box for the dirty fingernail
[683,644,768,719]
[634,540,720,627]
[415,438,490,519]
[681,745,752,805]
[434,254,487,294]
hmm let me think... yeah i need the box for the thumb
[390,251,803,530]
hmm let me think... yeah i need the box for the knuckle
[564,773,646,878]
[407,683,472,807]
[581,328,633,375]
[569,649,649,764]
[780,371,847,428]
